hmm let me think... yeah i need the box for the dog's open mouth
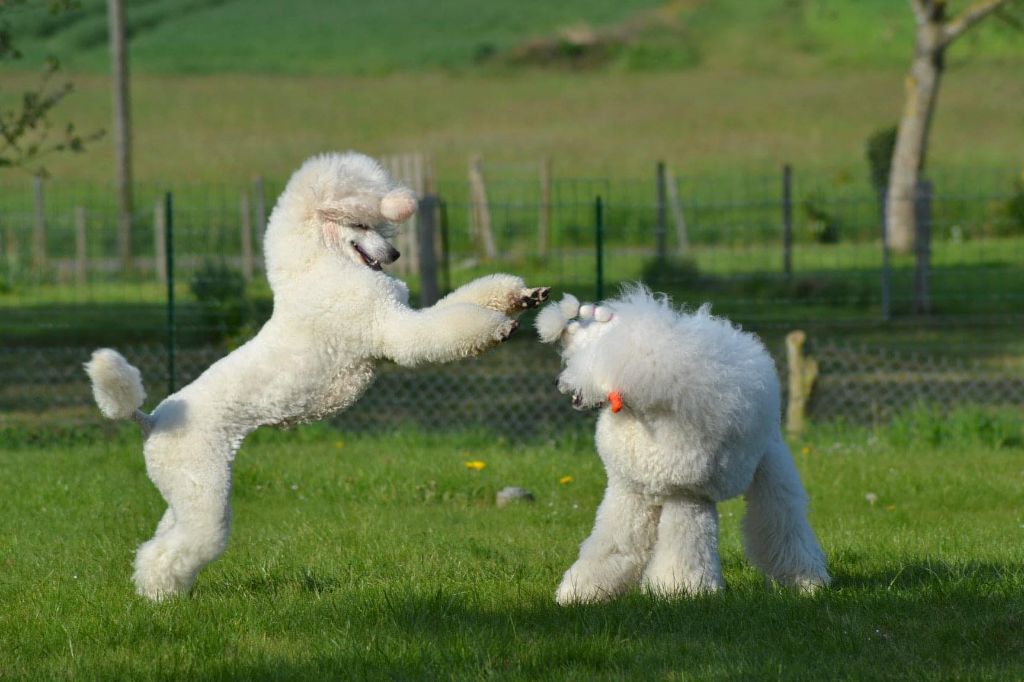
[351,241,383,271]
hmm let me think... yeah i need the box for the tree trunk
[885,22,943,254]
[108,0,134,270]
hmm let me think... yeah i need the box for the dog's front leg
[642,496,725,597]
[556,479,659,605]
[377,302,517,367]
[435,273,549,316]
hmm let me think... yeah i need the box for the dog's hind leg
[742,436,830,592]
[133,437,233,601]
[642,495,725,596]
[556,479,659,605]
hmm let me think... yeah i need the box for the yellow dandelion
[801,446,811,455]
[884,504,897,512]
[464,460,486,471]
[333,440,345,449]
[559,475,574,485]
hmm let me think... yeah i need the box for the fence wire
[1,166,1022,432]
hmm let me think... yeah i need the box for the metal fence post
[913,179,932,315]
[164,192,176,396]
[782,163,793,277]
[655,160,671,264]
[417,195,440,307]
[595,195,605,301]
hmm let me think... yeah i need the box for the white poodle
[536,285,830,604]
[85,151,549,601]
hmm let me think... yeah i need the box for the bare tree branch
[943,0,1012,45]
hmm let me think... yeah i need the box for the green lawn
[0,412,1021,679]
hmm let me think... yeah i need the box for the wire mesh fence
[1,163,1022,432]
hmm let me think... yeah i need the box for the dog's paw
[786,573,831,594]
[516,286,551,311]
[555,576,615,606]
[641,572,725,599]
[494,318,519,343]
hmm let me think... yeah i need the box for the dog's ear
[559,293,580,319]
[317,195,379,227]
[535,302,568,344]
[380,189,417,222]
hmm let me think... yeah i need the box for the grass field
[8,0,1022,74]
[0,409,1022,679]
[2,63,1019,185]
[1,1,1021,183]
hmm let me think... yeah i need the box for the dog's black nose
[387,247,400,263]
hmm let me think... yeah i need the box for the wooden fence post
[240,190,253,282]
[253,176,266,254]
[782,163,793,277]
[32,175,46,273]
[5,227,18,275]
[655,161,667,265]
[74,206,87,286]
[417,195,440,307]
[153,199,167,284]
[538,157,551,259]
[468,154,496,260]
[666,167,689,255]
[785,330,818,435]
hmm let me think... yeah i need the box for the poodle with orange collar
[536,285,829,604]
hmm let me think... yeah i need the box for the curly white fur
[85,348,145,420]
[86,151,548,601]
[538,285,830,604]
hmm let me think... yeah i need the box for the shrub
[1003,176,1024,234]
[866,125,898,195]
[189,260,248,342]
[802,193,841,244]
[639,256,702,289]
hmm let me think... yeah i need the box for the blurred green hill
[7,0,1022,75]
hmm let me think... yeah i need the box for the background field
[0,0,1021,182]
[0,412,1022,679]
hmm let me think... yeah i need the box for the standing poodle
[536,285,829,604]
[86,151,549,600]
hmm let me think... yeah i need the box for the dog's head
[535,293,619,410]
[265,152,417,285]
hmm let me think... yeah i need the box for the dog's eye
[352,223,370,230]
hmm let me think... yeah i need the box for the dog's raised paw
[518,287,551,310]
[496,318,519,342]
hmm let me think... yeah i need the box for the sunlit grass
[0,413,1021,679]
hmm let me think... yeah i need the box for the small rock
[496,486,535,508]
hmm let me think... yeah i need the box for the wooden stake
[785,330,818,435]
[468,155,496,260]
[538,157,551,259]
[153,199,167,284]
[666,168,689,254]
[240,191,253,282]
[32,175,46,272]
[74,206,87,286]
